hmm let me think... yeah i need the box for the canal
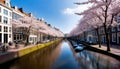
[0,40,120,69]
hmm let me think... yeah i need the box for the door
[0,33,2,43]
[4,34,8,43]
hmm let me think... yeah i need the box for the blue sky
[11,0,89,33]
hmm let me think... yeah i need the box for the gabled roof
[12,6,30,17]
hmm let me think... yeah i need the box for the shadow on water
[0,41,120,69]
[72,49,120,69]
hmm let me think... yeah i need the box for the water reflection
[51,41,80,69]
[74,50,120,69]
[0,41,120,69]
[7,42,62,69]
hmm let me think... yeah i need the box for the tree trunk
[25,27,31,46]
[106,31,110,51]
[104,0,110,51]
[84,32,86,42]
[96,28,101,48]
[104,23,111,51]
[26,34,29,45]
[40,33,41,42]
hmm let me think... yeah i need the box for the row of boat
[71,41,86,52]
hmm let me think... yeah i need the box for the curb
[80,42,120,61]
[68,40,120,61]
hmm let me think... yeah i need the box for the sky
[11,0,90,34]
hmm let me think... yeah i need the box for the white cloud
[63,8,74,14]
[61,3,92,33]
[63,4,92,15]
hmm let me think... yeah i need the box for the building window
[0,7,1,13]
[9,19,12,24]
[0,26,1,32]
[0,16,2,22]
[101,29,104,34]
[101,36,106,43]
[112,34,116,42]
[9,34,11,38]
[9,27,11,32]
[117,16,120,23]
[14,35,16,40]
[100,28,104,34]
[13,13,17,19]
[13,13,22,20]
[29,37,32,41]
[9,12,12,17]
[3,9,8,16]
[17,34,19,40]
[112,27,116,32]
[3,17,8,24]
[118,25,120,31]
[4,26,8,32]
[6,3,9,7]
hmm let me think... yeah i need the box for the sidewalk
[92,44,120,56]
[0,39,62,64]
[0,43,44,64]
[0,44,35,56]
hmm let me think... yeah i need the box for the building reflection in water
[9,42,62,69]
[73,50,120,69]
[1,41,120,69]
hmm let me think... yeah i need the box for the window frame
[4,26,8,32]
[9,27,11,32]
[118,25,120,31]
[0,7,1,13]
[0,26,1,32]
[3,9,8,16]
[112,33,116,42]
[0,16,2,22]
[3,17,8,24]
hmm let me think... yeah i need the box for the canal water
[0,40,120,69]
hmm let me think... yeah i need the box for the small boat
[73,44,79,48]
[75,46,86,52]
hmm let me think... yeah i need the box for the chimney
[14,6,18,10]
[19,8,23,12]
[29,13,33,17]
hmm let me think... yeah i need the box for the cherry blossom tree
[12,16,47,44]
[11,16,64,44]
[74,0,120,51]
[18,16,41,45]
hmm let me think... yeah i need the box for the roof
[12,6,30,17]
[0,0,5,4]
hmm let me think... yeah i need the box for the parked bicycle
[0,43,8,52]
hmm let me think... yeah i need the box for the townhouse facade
[12,7,43,44]
[0,0,58,44]
[111,25,120,45]
[0,0,12,43]
[12,6,25,43]
[79,25,120,45]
